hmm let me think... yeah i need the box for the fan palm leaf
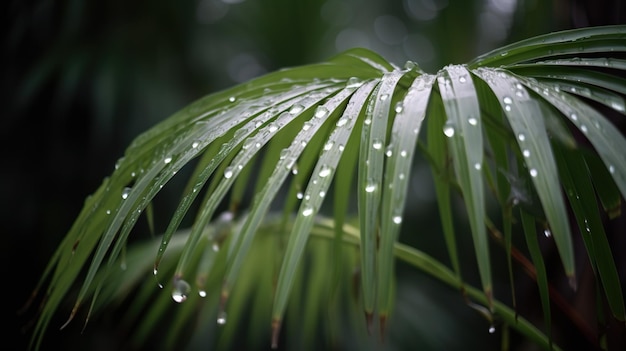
[27,25,626,350]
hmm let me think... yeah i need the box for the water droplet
[580,125,588,134]
[503,96,513,104]
[268,123,279,133]
[468,117,478,126]
[106,209,111,215]
[318,165,332,178]
[393,216,402,224]
[302,206,314,217]
[517,133,526,142]
[380,94,389,101]
[319,190,326,198]
[122,187,131,200]
[489,325,496,334]
[522,149,530,158]
[570,113,578,121]
[365,180,377,193]
[172,278,191,303]
[228,96,236,103]
[346,77,363,88]
[543,229,552,238]
[338,144,345,152]
[323,141,334,151]
[403,61,417,70]
[289,104,304,114]
[459,75,467,83]
[529,168,538,177]
[385,145,393,157]
[224,167,234,179]
[192,141,200,148]
[212,243,220,252]
[314,106,329,118]
[443,122,455,137]
[302,121,312,131]
[609,165,615,174]
[364,118,372,125]
[164,156,172,164]
[395,102,404,113]
[296,191,304,200]
[336,117,348,127]
[217,311,227,325]
[474,162,482,170]
[198,290,207,298]
[372,139,383,150]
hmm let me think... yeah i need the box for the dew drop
[302,206,314,217]
[319,190,326,198]
[314,106,329,118]
[121,187,131,200]
[268,123,279,133]
[543,229,552,238]
[380,94,389,101]
[164,156,172,164]
[172,278,191,303]
[395,102,404,113]
[318,165,332,178]
[474,162,482,170]
[302,121,312,131]
[192,141,200,149]
[372,139,383,150]
[364,118,372,125]
[529,168,538,177]
[365,180,377,193]
[392,216,402,224]
[346,77,363,88]
[224,167,234,179]
[443,122,455,138]
[459,75,467,83]
[468,117,478,126]
[517,133,526,142]
[217,311,227,325]
[289,104,304,114]
[198,290,207,298]
[228,96,236,103]
[323,140,334,151]
[570,113,578,121]
[336,117,348,127]
[580,125,588,134]
[609,165,615,174]
[522,149,530,158]
[489,325,496,334]
[106,209,111,215]
[503,96,513,104]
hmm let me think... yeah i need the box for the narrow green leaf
[377,74,434,321]
[469,25,626,67]
[474,68,576,283]
[554,145,626,321]
[438,65,491,307]
[520,210,553,347]
[583,150,622,218]
[357,71,406,324]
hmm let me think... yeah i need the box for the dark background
[3,0,625,350]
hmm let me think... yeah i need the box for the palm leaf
[28,26,626,350]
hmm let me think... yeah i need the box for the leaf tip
[271,318,282,349]
[365,311,374,335]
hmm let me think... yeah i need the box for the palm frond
[28,25,626,350]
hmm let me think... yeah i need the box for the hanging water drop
[217,311,228,325]
[489,325,496,334]
[172,277,191,303]
[543,229,552,238]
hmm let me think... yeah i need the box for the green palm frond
[27,25,626,350]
